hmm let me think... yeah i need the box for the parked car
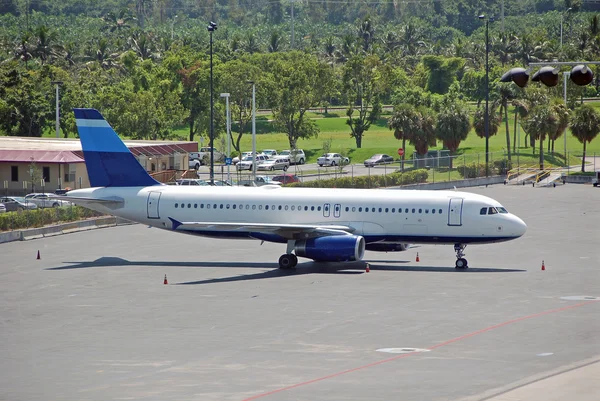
[0,196,38,211]
[279,149,306,165]
[257,158,290,171]
[24,193,73,208]
[204,179,233,186]
[317,153,349,167]
[262,149,278,158]
[272,174,301,185]
[237,176,282,187]
[175,179,210,186]
[0,203,6,213]
[364,154,395,167]
[237,154,269,171]
[232,151,263,165]
[189,147,225,169]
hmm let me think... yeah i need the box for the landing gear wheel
[278,254,297,269]
[455,258,468,269]
[454,243,468,270]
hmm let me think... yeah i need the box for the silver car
[0,203,6,213]
[24,193,72,208]
[317,153,350,167]
[237,154,269,171]
[257,158,290,171]
[0,196,37,211]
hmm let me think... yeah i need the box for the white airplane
[64,108,527,270]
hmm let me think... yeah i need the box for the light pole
[171,15,178,41]
[220,93,231,183]
[207,21,217,185]
[247,81,257,180]
[51,81,62,138]
[560,8,572,48]
[479,15,492,177]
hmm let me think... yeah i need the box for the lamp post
[207,21,217,185]
[479,15,492,177]
[171,15,178,41]
[247,81,257,180]
[560,8,572,48]
[50,81,63,138]
[220,93,231,183]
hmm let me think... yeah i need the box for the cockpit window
[488,207,498,215]
[480,207,487,215]
[497,207,508,213]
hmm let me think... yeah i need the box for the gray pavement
[1,184,599,401]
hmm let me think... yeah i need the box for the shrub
[0,206,105,232]
[289,169,428,188]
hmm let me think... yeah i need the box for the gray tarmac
[1,184,599,401]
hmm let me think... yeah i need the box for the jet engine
[295,235,365,262]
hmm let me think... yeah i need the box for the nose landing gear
[454,243,468,269]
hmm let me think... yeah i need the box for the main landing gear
[454,243,468,269]
[279,240,298,269]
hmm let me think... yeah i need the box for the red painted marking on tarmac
[241,300,599,401]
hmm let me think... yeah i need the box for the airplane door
[448,198,463,226]
[333,203,341,218]
[147,192,161,219]
[323,203,331,217]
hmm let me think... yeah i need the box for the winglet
[169,217,182,230]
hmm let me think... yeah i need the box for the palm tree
[434,101,471,154]
[268,31,282,53]
[570,104,600,172]
[496,83,517,161]
[473,105,502,140]
[521,105,559,170]
[388,103,419,171]
[410,106,437,156]
[357,17,375,54]
[548,101,570,154]
[31,25,64,65]
[102,9,135,34]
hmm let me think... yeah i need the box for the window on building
[43,167,50,183]
[11,166,18,182]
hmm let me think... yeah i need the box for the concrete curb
[0,217,134,244]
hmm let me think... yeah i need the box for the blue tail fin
[74,108,160,187]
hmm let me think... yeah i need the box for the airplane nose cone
[513,216,527,237]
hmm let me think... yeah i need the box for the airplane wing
[169,217,355,240]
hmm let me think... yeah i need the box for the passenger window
[272,205,276,210]
[431,209,435,214]
[252,205,256,210]
[285,205,288,210]
[318,206,321,211]
[480,207,487,215]
[226,204,230,209]
[246,205,249,210]
[392,208,395,213]
[213,204,217,209]
[488,207,498,215]
[345,207,349,212]
[304,206,308,211]
[418,208,422,213]
[425,209,429,214]
[278,205,282,210]
[379,208,382,212]
[201,204,204,209]
[187,203,191,208]
[194,204,198,208]
[412,208,415,213]
[439,209,443,214]
[265,205,269,210]
[405,208,409,213]
[385,208,389,213]
[219,204,223,209]
[232,204,236,209]
[259,205,262,210]
[365,207,369,212]
[358,207,362,212]
[352,207,356,212]
[291,206,295,211]
[175,203,179,208]
[207,204,211,209]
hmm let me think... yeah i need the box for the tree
[473,105,501,140]
[496,82,517,161]
[267,52,332,149]
[435,101,471,153]
[548,101,570,154]
[410,106,437,155]
[570,104,600,172]
[421,55,464,95]
[388,103,419,171]
[342,54,383,148]
[521,105,558,170]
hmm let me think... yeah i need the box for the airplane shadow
[46,257,525,285]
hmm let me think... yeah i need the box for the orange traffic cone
[416,252,420,262]
[365,263,370,273]
[541,261,545,271]
[36,250,40,260]
[163,274,168,285]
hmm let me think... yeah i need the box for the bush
[493,159,513,175]
[458,163,488,178]
[0,206,105,232]
[289,169,429,188]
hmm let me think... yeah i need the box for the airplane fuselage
[68,185,526,245]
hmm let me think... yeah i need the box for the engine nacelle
[295,235,365,262]
[365,243,409,252]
